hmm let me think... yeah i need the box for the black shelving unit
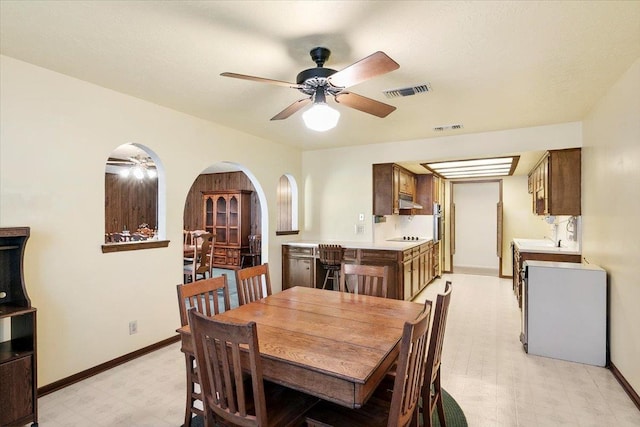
[0,227,38,427]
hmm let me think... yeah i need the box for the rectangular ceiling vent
[433,124,464,132]
[383,83,431,98]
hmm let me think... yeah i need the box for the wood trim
[275,230,300,236]
[101,239,170,253]
[610,362,640,411]
[37,335,180,397]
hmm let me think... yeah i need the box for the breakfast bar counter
[282,239,440,301]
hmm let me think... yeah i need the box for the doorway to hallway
[451,180,503,276]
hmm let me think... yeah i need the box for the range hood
[398,194,423,210]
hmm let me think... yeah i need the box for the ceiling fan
[107,155,156,179]
[221,47,400,131]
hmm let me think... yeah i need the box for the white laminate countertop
[283,239,432,251]
[513,238,581,255]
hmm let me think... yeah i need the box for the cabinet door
[403,259,412,301]
[0,356,33,425]
[227,195,240,246]
[214,195,228,244]
[285,257,315,289]
[412,255,420,296]
[203,196,215,235]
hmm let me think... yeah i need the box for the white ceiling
[2,1,639,174]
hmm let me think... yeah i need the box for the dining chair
[378,282,452,426]
[189,309,320,427]
[422,281,453,427]
[183,233,214,283]
[339,263,389,298]
[191,229,208,247]
[318,244,344,290]
[235,263,272,305]
[241,234,262,268]
[176,276,231,427]
[183,229,192,245]
[304,300,432,427]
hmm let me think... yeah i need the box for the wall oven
[433,203,442,242]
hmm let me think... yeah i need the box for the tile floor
[36,273,640,426]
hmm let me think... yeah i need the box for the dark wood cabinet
[203,190,252,269]
[282,243,438,301]
[432,241,441,278]
[373,163,417,216]
[528,148,581,216]
[282,246,318,289]
[0,227,37,427]
[415,174,442,214]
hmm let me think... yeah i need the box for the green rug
[182,388,467,426]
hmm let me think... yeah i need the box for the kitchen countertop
[513,238,581,255]
[284,239,432,251]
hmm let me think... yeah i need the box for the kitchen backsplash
[546,215,581,249]
[373,215,434,242]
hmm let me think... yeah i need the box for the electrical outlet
[355,224,365,234]
[129,320,138,335]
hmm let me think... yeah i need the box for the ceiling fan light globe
[302,103,340,132]
[133,166,145,180]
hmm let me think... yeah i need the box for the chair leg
[183,354,195,427]
[434,371,446,427]
[321,269,331,289]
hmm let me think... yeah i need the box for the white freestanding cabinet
[522,260,607,366]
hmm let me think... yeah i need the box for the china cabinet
[0,227,38,427]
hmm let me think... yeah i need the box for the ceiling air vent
[383,83,431,98]
[433,124,464,132]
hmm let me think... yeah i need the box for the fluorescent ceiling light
[423,156,519,179]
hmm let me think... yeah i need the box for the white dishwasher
[521,260,607,366]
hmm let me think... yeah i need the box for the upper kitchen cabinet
[528,148,581,216]
[415,174,442,215]
[373,163,417,215]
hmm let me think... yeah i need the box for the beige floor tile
[36,273,639,427]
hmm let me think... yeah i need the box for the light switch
[358,213,365,221]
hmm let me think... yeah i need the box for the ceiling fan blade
[221,72,301,89]
[271,98,312,120]
[328,51,399,88]
[334,92,396,118]
[107,157,133,164]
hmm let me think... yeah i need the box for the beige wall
[0,55,303,386]
[301,123,582,246]
[501,175,552,275]
[582,58,640,393]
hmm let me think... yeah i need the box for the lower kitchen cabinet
[282,242,437,301]
[282,245,318,289]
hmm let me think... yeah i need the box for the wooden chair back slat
[422,281,453,427]
[189,311,268,426]
[318,244,343,266]
[340,263,389,298]
[176,275,231,327]
[388,301,432,426]
[235,263,272,306]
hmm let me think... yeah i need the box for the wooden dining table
[178,286,426,409]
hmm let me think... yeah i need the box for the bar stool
[318,244,344,290]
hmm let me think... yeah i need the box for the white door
[452,181,500,276]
